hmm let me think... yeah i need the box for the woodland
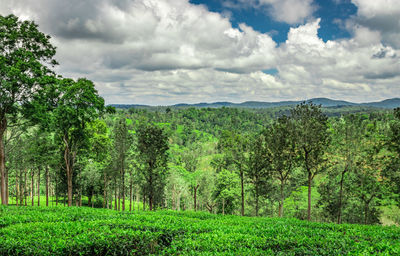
[1,14,400,226]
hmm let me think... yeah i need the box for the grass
[1,206,400,255]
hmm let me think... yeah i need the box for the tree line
[2,14,400,225]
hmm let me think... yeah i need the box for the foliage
[1,206,400,255]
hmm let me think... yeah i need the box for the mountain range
[111,98,400,109]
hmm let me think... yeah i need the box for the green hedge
[1,206,399,255]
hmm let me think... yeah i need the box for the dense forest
[1,14,400,228]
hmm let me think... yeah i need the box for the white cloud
[259,0,316,24]
[350,0,400,48]
[1,0,399,105]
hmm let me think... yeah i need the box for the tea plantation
[1,206,399,255]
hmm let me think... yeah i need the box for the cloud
[349,0,400,48]
[222,0,316,24]
[1,0,399,105]
[259,0,316,24]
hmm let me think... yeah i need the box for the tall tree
[0,14,56,204]
[50,78,107,206]
[137,124,169,211]
[218,131,248,216]
[265,115,297,217]
[291,102,330,221]
[247,133,269,216]
[113,117,131,211]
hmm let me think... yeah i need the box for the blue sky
[190,0,357,43]
[1,0,399,105]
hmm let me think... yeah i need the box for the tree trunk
[240,170,244,216]
[15,173,19,206]
[37,168,40,206]
[88,190,92,207]
[45,166,49,207]
[31,170,34,206]
[222,198,225,215]
[255,183,259,217]
[194,184,199,211]
[24,169,27,206]
[121,168,125,211]
[143,192,146,211]
[63,134,74,207]
[149,173,153,211]
[129,176,133,212]
[279,180,284,217]
[103,172,107,208]
[337,169,346,224]
[91,190,94,208]
[364,202,369,225]
[0,118,7,205]
[307,172,312,221]
[114,178,117,211]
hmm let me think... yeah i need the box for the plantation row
[1,206,399,255]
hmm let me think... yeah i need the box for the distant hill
[110,98,400,109]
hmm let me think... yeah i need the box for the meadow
[1,206,399,255]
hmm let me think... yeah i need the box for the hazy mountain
[110,98,400,109]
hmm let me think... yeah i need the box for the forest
[1,14,400,227]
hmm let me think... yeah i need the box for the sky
[1,0,399,105]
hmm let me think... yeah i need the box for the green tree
[291,102,330,221]
[217,131,248,216]
[264,115,297,217]
[0,14,57,204]
[50,78,107,206]
[137,124,169,210]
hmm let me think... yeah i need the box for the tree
[218,130,248,216]
[137,124,169,211]
[264,115,297,217]
[384,108,400,207]
[113,117,131,211]
[291,102,330,221]
[50,78,107,206]
[247,133,270,216]
[0,14,57,204]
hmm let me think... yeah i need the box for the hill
[110,98,400,109]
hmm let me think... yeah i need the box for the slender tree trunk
[222,198,225,215]
[307,172,312,221]
[88,189,92,207]
[114,178,117,211]
[103,172,107,208]
[240,170,244,216]
[279,180,285,217]
[37,168,40,206]
[364,202,369,225]
[5,167,8,205]
[15,173,19,206]
[255,183,259,217]
[0,118,6,205]
[129,176,133,212]
[143,192,146,211]
[149,173,153,211]
[24,169,27,206]
[63,135,74,207]
[194,184,199,211]
[91,190,94,208]
[45,166,49,207]
[31,170,34,206]
[337,169,346,224]
[121,168,125,211]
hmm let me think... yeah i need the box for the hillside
[110,98,400,109]
[1,206,399,255]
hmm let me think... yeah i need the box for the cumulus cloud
[350,0,400,48]
[0,0,399,104]
[223,0,316,24]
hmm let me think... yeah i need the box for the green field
[1,206,399,255]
